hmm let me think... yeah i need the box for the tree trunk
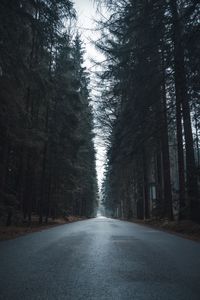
[19,147,28,221]
[160,52,173,220]
[142,148,149,219]
[6,209,12,227]
[170,0,198,220]
[1,139,9,192]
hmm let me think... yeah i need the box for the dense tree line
[96,0,200,221]
[0,0,98,226]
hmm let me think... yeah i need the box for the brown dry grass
[131,218,200,242]
[0,216,86,241]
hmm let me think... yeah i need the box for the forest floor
[0,216,86,241]
[130,219,200,242]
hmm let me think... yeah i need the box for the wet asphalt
[0,217,200,300]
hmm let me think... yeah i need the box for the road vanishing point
[0,217,200,300]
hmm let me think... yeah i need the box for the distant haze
[73,0,106,187]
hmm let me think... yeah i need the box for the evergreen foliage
[0,0,98,225]
[96,0,200,221]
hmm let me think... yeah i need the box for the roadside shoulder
[0,216,87,241]
[129,219,200,242]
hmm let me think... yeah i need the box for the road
[0,217,200,300]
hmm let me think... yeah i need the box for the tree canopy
[0,0,98,226]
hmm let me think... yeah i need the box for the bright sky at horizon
[73,0,106,188]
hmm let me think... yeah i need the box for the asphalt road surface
[0,217,200,300]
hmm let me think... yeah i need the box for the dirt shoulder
[0,216,86,241]
[130,219,200,242]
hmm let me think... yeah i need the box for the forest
[0,0,98,226]
[0,0,199,228]
[97,0,200,222]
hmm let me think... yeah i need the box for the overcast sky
[73,0,106,187]
[73,0,102,69]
